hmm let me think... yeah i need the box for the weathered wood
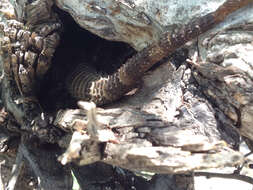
[57,62,243,173]
[0,0,63,143]
[0,0,253,189]
[191,3,253,142]
[54,0,228,51]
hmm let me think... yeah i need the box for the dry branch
[194,172,253,185]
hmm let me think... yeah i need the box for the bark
[0,0,253,190]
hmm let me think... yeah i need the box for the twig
[6,145,24,190]
[245,151,253,158]
[194,171,253,185]
[234,151,253,174]
[0,160,6,190]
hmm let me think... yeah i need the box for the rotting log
[0,0,253,189]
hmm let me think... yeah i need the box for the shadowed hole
[37,7,136,112]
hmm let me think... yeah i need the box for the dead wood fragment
[194,171,253,185]
[0,0,63,143]
[192,20,253,141]
[0,161,5,190]
[6,145,24,190]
